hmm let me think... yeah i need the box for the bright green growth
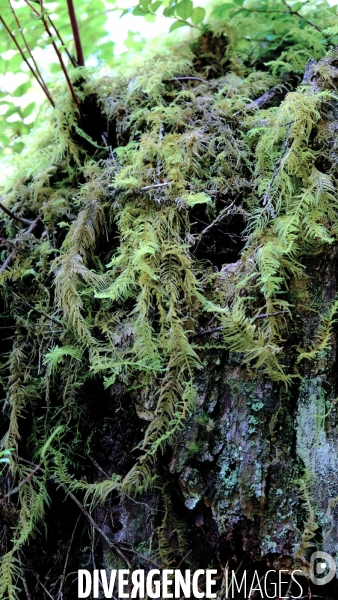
[1,0,338,596]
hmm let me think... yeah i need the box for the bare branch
[0,201,33,226]
[66,0,85,66]
[0,16,55,107]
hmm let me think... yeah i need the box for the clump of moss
[1,1,338,596]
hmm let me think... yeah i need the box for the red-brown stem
[38,1,81,109]
[48,16,77,67]
[66,0,85,66]
[22,0,77,67]
[7,0,51,100]
[0,201,33,226]
[0,16,55,107]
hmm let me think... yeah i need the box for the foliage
[1,0,338,596]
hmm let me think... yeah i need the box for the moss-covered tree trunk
[2,12,338,598]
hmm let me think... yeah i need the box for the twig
[0,201,33,226]
[39,0,81,109]
[0,250,16,276]
[0,16,55,107]
[17,458,131,568]
[243,86,283,111]
[252,310,288,321]
[164,76,216,87]
[0,216,41,276]
[140,182,168,191]
[7,286,64,326]
[262,130,291,217]
[192,312,288,338]
[281,0,321,32]
[66,0,85,66]
[32,571,54,600]
[22,0,77,66]
[7,0,52,101]
[18,552,33,600]
[0,463,42,503]
[58,514,81,598]
[200,201,235,237]
[48,16,77,67]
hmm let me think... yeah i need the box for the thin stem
[66,0,85,66]
[48,15,77,67]
[7,0,51,99]
[0,16,55,107]
[0,249,16,276]
[7,285,64,326]
[0,200,33,226]
[39,0,81,108]
[18,458,131,568]
[0,463,42,501]
[22,0,77,69]
[280,0,322,32]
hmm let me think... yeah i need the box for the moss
[2,1,338,593]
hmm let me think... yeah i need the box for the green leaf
[290,1,304,11]
[132,5,149,15]
[22,102,36,118]
[149,1,162,13]
[12,81,31,97]
[163,5,176,16]
[211,3,234,18]
[175,0,193,20]
[169,20,188,32]
[233,0,244,5]
[191,6,205,24]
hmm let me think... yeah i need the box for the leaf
[132,5,149,15]
[12,81,30,97]
[175,0,193,20]
[290,1,304,11]
[191,6,205,24]
[211,3,234,18]
[163,5,176,16]
[22,102,36,118]
[169,20,188,32]
[149,1,162,13]
[233,0,244,5]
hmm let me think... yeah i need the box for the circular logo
[310,552,336,585]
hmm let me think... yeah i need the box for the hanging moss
[2,1,338,597]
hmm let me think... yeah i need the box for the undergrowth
[1,0,338,596]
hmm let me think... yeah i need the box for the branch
[0,249,16,276]
[7,0,52,101]
[7,286,64,326]
[21,0,76,66]
[140,182,168,191]
[0,216,41,276]
[252,310,288,321]
[192,312,289,338]
[0,463,42,502]
[66,0,85,66]
[48,16,77,67]
[164,76,216,87]
[34,0,80,108]
[280,0,321,32]
[16,458,131,568]
[0,16,55,107]
[0,201,33,226]
[262,128,291,218]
